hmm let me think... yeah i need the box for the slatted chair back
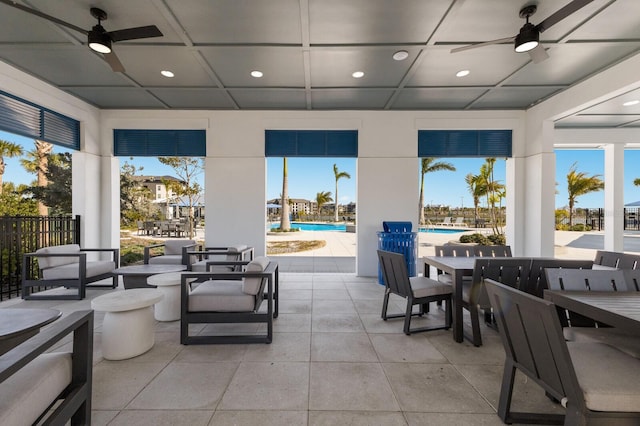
[545,268,628,328]
[623,269,640,291]
[434,245,475,257]
[474,245,512,257]
[378,250,412,298]
[594,250,622,268]
[525,259,593,298]
[470,258,531,306]
[617,253,640,270]
[484,279,583,425]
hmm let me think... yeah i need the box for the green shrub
[487,233,506,245]
[569,224,592,232]
[121,251,143,266]
[556,224,569,231]
[459,233,490,245]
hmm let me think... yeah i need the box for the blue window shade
[113,129,206,157]
[0,90,80,149]
[265,130,357,157]
[418,130,511,157]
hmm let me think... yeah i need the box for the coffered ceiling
[0,0,639,127]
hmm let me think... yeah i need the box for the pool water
[270,223,468,233]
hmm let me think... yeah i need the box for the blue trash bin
[377,221,418,284]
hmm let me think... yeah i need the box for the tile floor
[3,272,566,426]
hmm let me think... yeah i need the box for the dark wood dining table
[544,290,640,334]
[0,308,62,355]
[423,256,476,343]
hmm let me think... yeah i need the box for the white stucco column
[603,144,625,251]
[522,119,556,257]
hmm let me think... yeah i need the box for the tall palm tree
[333,163,351,222]
[20,140,53,215]
[315,191,333,219]
[0,139,24,195]
[465,173,486,225]
[279,157,291,231]
[634,178,640,186]
[418,158,455,224]
[566,162,604,226]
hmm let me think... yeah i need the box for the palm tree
[315,191,333,219]
[418,158,455,224]
[0,139,24,195]
[566,162,604,226]
[465,173,486,226]
[333,163,351,222]
[20,140,54,215]
[634,178,640,186]
[279,157,291,231]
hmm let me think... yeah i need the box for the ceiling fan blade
[536,0,595,33]
[0,0,87,34]
[450,36,515,53]
[103,51,125,73]
[107,25,163,42]
[528,45,550,63]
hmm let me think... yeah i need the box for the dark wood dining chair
[378,250,452,335]
[474,245,512,257]
[485,279,640,426]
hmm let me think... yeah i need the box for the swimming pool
[270,223,468,233]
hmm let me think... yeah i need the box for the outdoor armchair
[180,256,278,344]
[187,244,254,272]
[22,244,119,300]
[143,239,198,265]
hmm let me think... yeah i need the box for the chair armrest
[80,248,120,268]
[143,243,166,264]
[181,243,200,266]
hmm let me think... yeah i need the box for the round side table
[91,289,163,360]
[147,272,183,321]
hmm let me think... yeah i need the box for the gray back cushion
[242,257,270,295]
[164,240,195,255]
[36,244,80,269]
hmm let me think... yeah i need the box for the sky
[2,130,640,209]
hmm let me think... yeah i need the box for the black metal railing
[0,215,80,300]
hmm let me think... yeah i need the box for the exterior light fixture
[352,71,364,78]
[251,70,263,78]
[514,22,539,53]
[392,50,409,61]
[456,70,470,77]
[623,100,639,107]
[88,27,112,53]
[161,70,174,78]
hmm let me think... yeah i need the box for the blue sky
[2,130,639,208]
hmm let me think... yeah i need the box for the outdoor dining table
[423,256,476,343]
[0,308,62,356]
[544,290,640,334]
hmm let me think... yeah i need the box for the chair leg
[444,297,452,329]
[403,300,413,335]
[469,304,483,347]
[381,290,391,320]
[497,360,517,423]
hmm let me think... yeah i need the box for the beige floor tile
[428,330,505,365]
[270,313,312,332]
[312,299,356,314]
[128,362,239,409]
[312,288,351,300]
[382,363,494,413]
[312,313,364,332]
[309,411,407,425]
[210,410,308,426]
[109,410,214,425]
[279,299,313,314]
[243,332,311,362]
[174,343,248,363]
[219,362,310,410]
[90,410,119,426]
[92,361,167,410]
[311,332,378,362]
[312,281,346,289]
[369,333,448,363]
[280,289,313,300]
[309,362,400,411]
[405,412,505,425]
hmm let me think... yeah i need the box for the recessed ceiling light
[623,100,639,107]
[352,71,364,78]
[456,70,470,78]
[251,70,263,78]
[160,70,174,78]
[392,50,409,61]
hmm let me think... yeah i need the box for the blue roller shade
[265,130,357,157]
[113,129,206,157]
[418,130,512,157]
[0,90,80,149]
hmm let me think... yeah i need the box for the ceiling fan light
[88,28,112,53]
[514,23,539,53]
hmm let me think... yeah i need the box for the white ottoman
[91,289,164,360]
[147,272,183,321]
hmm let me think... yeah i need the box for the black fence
[0,215,80,300]
[555,208,640,231]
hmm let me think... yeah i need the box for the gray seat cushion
[409,276,452,298]
[564,327,640,359]
[0,352,72,426]
[188,280,255,312]
[568,342,640,412]
[42,260,115,280]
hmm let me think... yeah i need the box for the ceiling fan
[451,0,594,63]
[0,1,163,72]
